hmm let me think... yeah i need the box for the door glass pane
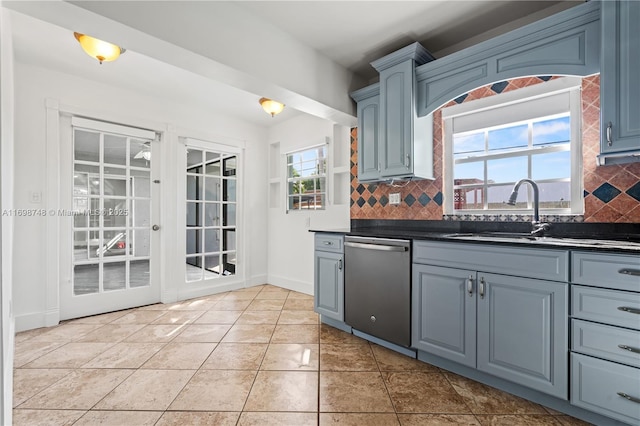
[104,166,126,176]
[187,175,202,200]
[223,204,236,227]
[74,130,100,162]
[89,199,100,227]
[223,253,236,275]
[89,175,100,195]
[74,264,99,295]
[104,134,127,165]
[133,229,150,257]
[74,231,88,261]
[223,229,236,252]
[204,203,219,227]
[205,229,220,253]
[104,199,128,227]
[187,202,201,227]
[104,178,127,196]
[223,179,236,202]
[204,254,220,276]
[131,171,150,198]
[187,150,203,169]
[205,177,220,201]
[130,260,150,288]
[103,261,126,291]
[186,229,202,255]
[186,256,203,282]
[74,173,88,196]
[88,230,100,259]
[223,157,237,176]
[73,198,88,228]
[102,230,127,257]
[205,160,220,176]
[74,163,99,174]
[132,200,150,227]
[130,139,151,168]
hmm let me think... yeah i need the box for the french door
[60,118,160,320]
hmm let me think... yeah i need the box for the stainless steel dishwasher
[344,236,411,347]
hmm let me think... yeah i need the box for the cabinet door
[314,251,344,321]
[356,95,381,182]
[477,273,568,399]
[412,265,476,367]
[600,0,640,154]
[379,61,413,178]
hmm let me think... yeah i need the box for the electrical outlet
[389,193,401,205]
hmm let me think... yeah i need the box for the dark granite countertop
[311,220,640,254]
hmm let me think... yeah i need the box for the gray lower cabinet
[412,264,476,368]
[476,273,568,399]
[314,234,344,321]
[412,241,569,399]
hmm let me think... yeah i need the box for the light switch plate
[389,193,401,205]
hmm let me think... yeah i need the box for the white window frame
[442,77,583,216]
[286,143,328,212]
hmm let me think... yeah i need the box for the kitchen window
[286,144,327,211]
[442,77,583,216]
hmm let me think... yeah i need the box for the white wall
[0,5,15,423]
[12,62,268,331]
[266,115,350,294]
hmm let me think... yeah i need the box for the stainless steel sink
[442,233,640,250]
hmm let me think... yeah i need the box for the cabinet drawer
[413,240,569,282]
[572,252,640,292]
[571,353,640,425]
[314,234,344,253]
[572,286,640,330]
[572,319,640,368]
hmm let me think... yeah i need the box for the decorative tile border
[443,214,585,223]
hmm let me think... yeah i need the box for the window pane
[187,202,201,227]
[74,130,100,162]
[74,264,99,295]
[532,151,570,180]
[101,230,127,257]
[104,178,126,197]
[204,254,220,275]
[130,260,150,288]
[533,116,570,146]
[131,171,151,198]
[186,256,203,282]
[224,229,236,252]
[538,181,571,209]
[489,184,528,209]
[224,157,237,176]
[104,134,127,166]
[104,199,128,227]
[74,173,88,196]
[74,231,88,261]
[453,132,484,157]
[104,166,126,176]
[205,161,220,176]
[454,186,484,210]
[487,156,528,184]
[133,229,150,257]
[204,229,220,253]
[454,161,484,184]
[89,175,100,196]
[223,253,236,276]
[89,198,100,227]
[187,175,202,200]
[488,124,528,152]
[205,177,221,201]
[223,203,236,227]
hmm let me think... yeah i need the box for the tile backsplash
[350,74,640,223]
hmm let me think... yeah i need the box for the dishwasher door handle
[344,242,408,252]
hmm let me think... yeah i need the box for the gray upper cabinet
[598,0,640,165]
[352,85,381,182]
[314,234,344,321]
[351,43,435,182]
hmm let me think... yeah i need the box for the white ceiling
[8,1,582,127]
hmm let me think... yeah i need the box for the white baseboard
[266,274,313,295]
[14,310,59,332]
[249,274,268,287]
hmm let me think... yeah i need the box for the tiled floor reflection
[13,284,592,426]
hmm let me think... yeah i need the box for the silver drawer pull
[618,306,640,315]
[323,241,334,245]
[467,275,474,297]
[617,392,640,404]
[606,122,613,146]
[619,269,640,277]
[618,344,640,354]
[479,277,485,299]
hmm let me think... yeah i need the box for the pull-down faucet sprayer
[507,178,550,236]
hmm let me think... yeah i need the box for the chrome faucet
[507,178,550,236]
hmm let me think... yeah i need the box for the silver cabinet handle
[344,241,408,252]
[479,277,485,299]
[467,275,474,297]
[323,241,334,246]
[618,344,640,354]
[607,122,613,146]
[338,259,343,271]
[619,269,640,277]
[406,154,411,169]
[617,392,640,404]
[618,306,640,315]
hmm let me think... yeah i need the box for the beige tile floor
[13,284,592,426]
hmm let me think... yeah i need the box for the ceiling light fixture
[259,97,285,117]
[74,32,126,64]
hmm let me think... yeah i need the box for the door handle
[606,122,613,146]
[152,224,160,231]
[618,306,640,315]
[467,275,474,296]
[479,277,485,299]
[618,344,640,354]
[619,269,640,277]
[338,259,343,271]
